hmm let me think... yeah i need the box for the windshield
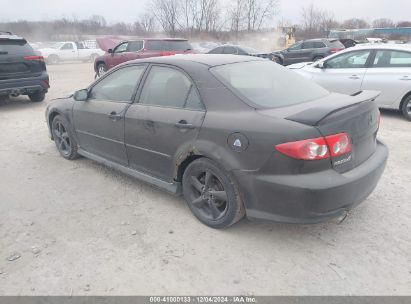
[211,61,329,108]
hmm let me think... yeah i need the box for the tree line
[0,1,410,42]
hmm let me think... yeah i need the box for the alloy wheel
[407,99,411,116]
[53,122,71,156]
[187,170,228,221]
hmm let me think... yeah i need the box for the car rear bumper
[0,73,49,96]
[233,140,388,224]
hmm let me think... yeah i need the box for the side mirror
[73,89,89,101]
[108,48,113,54]
[316,61,326,69]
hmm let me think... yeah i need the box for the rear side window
[147,40,191,52]
[0,39,33,55]
[127,41,143,52]
[208,47,224,54]
[373,50,411,68]
[140,66,203,110]
[313,42,326,48]
[61,43,74,50]
[224,47,238,54]
[211,61,329,108]
[302,42,314,49]
[90,65,145,102]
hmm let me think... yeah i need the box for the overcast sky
[0,0,410,24]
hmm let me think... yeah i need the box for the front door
[73,64,146,165]
[59,43,77,61]
[125,65,206,181]
[311,49,372,95]
[106,42,129,69]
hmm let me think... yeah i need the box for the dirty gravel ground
[0,63,410,295]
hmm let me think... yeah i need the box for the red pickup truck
[94,38,194,76]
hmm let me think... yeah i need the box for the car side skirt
[77,148,181,194]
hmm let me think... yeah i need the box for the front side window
[288,42,302,51]
[373,50,411,68]
[223,47,238,54]
[325,50,371,69]
[140,66,203,110]
[208,47,223,54]
[89,65,145,102]
[61,43,73,50]
[211,61,329,108]
[114,42,128,53]
[302,42,314,49]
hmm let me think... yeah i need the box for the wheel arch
[399,90,411,111]
[48,110,63,139]
[95,60,106,71]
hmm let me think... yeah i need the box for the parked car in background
[0,31,49,102]
[46,55,387,228]
[339,39,361,48]
[273,38,345,66]
[288,44,411,120]
[38,41,104,64]
[94,38,194,77]
[207,44,283,63]
[191,41,220,53]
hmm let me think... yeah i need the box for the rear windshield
[0,39,33,55]
[328,40,345,48]
[211,61,329,108]
[147,40,192,51]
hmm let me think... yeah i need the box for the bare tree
[341,18,369,29]
[138,13,157,33]
[300,3,338,38]
[244,0,279,32]
[151,0,182,37]
[372,18,395,28]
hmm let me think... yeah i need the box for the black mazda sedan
[46,55,388,228]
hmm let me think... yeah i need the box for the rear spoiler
[285,91,380,126]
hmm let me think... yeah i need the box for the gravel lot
[0,62,410,295]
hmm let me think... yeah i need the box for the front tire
[97,63,107,77]
[51,115,79,160]
[29,91,45,102]
[401,95,411,121]
[182,158,245,229]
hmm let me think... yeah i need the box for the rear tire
[182,158,245,229]
[47,55,60,65]
[97,63,107,77]
[29,91,45,102]
[401,95,411,121]
[51,115,79,160]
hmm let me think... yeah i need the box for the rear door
[125,65,205,181]
[361,49,411,106]
[311,49,372,95]
[0,39,42,81]
[73,64,146,165]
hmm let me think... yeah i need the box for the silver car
[288,44,411,120]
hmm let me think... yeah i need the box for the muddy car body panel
[46,55,388,225]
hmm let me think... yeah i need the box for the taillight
[275,133,351,160]
[275,137,330,160]
[324,133,351,157]
[330,48,340,53]
[23,56,44,61]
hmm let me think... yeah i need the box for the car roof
[349,43,411,51]
[126,54,262,67]
[0,33,26,41]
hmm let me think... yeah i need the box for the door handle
[108,111,123,121]
[349,75,360,79]
[175,120,195,129]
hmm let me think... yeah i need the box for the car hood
[287,62,313,69]
[96,37,123,52]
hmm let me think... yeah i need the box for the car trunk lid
[0,39,44,80]
[258,91,380,173]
